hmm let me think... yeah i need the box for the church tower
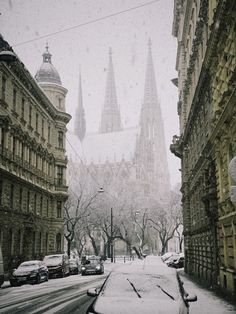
[74,71,86,142]
[100,48,122,133]
[135,39,170,200]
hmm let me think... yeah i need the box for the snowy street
[0,256,235,314]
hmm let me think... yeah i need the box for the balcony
[170,135,183,158]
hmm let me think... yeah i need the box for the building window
[32,232,36,256]
[42,119,44,138]
[48,125,51,143]
[39,232,42,253]
[46,198,49,217]
[27,190,30,212]
[13,89,17,111]
[10,184,14,209]
[2,77,6,101]
[56,233,61,252]
[40,196,43,216]
[57,201,62,218]
[9,228,14,255]
[57,166,63,186]
[12,136,16,157]
[34,193,37,214]
[0,180,2,206]
[1,128,5,153]
[19,188,22,211]
[21,143,24,160]
[58,131,64,148]
[29,149,32,165]
[29,106,32,126]
[36,113,39,132]
[58,98,62,109]
[45,233,48,253]
[21,98,25,119]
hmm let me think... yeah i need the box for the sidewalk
[177,270,236,314]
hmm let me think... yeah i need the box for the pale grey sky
[0,0,181,188]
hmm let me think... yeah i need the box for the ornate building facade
[0,37,71,273]
[171,0,236,296]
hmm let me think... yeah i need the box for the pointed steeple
[75,69,86,142]
[136,39,170,200]
[100,48,122,133]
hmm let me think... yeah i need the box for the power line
[13,0,159,47]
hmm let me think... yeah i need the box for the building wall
[171,0,236,297]
[0,37,71,274]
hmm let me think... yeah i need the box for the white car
[87,257,197,314]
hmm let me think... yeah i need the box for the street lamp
[110,207,114,263]
[0,50,17,62]
[0,35,17,62]
[98,187,114,263]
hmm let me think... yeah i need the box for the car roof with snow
[90,257,186,314]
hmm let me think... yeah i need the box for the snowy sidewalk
[177,270,236,314]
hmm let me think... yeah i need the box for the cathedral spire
[136,39,170,200]
[100,48,122,133]
[75,69,86,142]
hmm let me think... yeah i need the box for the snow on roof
[67,127,139,164]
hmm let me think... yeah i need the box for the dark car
[87,257,197,314]
[168,254,185,269]
[43,254,70,278]
[10,260,48,286]
[165,254,181,267]
[69,259,80,275]
[81,256,104,276]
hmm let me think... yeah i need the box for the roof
[35,44,62,85]
[67,127,139,164]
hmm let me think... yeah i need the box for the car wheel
[10,281,18,287]
[36,274,41,284]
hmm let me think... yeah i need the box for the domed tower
[35,43,67,112]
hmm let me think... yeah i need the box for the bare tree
[64,190,100,258]
[148,191,182,255]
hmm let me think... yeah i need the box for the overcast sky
[0,0,181,188]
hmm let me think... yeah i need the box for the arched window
[56,233,61,252]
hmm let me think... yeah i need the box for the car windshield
[19,262,39,268]
[44,256,62,260]
[103,271,180,301]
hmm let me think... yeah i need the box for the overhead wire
[12,0,160,47]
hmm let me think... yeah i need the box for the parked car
[161,252,176,262]
[43,254,70,278]
[9,260,48,286]
[86,259,197,314]
[0,245,4,288]
[69,259,79,275]
[81,256,104,276]
[165,254,181,266]
[172,255,185,269]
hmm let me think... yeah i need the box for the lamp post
[98,188,114,263]
[110,207,114,263]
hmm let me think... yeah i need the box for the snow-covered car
[10,260,48,286]
[86,258,197,314]
[161,252,176,262]
[43,254,70,278]
[165,254,181,266]
[81,256,104,275]
[69,259,80,275]
[168,254,185,269]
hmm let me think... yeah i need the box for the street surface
[0,256,235,314]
